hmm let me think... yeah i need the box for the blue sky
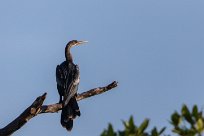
[0,0,204,135]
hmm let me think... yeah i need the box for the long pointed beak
[77,40,88,45]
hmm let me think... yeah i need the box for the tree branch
[0,81,118,136]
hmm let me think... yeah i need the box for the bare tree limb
[0,81,118,136]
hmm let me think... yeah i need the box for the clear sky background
[0,1,204,136]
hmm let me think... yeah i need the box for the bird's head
[65,40,88,62]
[66,40,88,49]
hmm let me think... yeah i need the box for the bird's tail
[61,97,81,131]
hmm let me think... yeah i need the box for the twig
[0,81,118,136]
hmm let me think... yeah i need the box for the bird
[56,40,88,131]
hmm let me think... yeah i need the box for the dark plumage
[56,40,87,131]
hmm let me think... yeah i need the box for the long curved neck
[65,45,73,63]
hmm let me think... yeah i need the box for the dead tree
[0,81,118,136]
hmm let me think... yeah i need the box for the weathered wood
[0,81,118,136]
[39,81,118,114]
[0,93,47,136]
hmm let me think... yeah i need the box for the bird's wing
[56,65,65,87]
[64,65,80,106]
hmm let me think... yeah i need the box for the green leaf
[101,131,106,136]
[101,124,117,136]
[151,127,166,136]
[192,105,198,119]
[151,127,158,136]
[122,120,128,128]
[138,119,149,134]
[123,116,137,135]
[123,116,136,129]
[107,124,116,136]
[171,112,180,126]
[182,105,194,125]
[129,116,135,129]
[172,127,183,135]
[158,127,166,135]
[196,118,204,132]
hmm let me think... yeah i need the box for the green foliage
[170,105,204,136]
[101,116,165,136]
[101,124,117,136]
[151,127,166,136]
[101,105,204,136]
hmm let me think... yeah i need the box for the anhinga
[56,40,87,131]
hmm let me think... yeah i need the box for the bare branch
[0,93,47,136]
[40,81,118,114]
[0,81,118,136]
[76,81,118,101]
